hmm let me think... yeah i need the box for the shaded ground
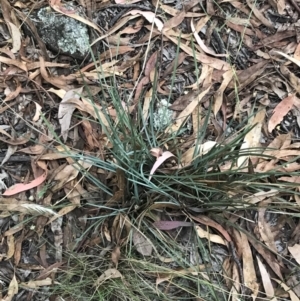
[1,0,300,300]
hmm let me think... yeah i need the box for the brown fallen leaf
[40,57,75,90]
[125,10,163,31]
[196,225,226,245]
[246,0,273,28]
[111,245,121,268]
[3,275,18,301]
[268,94,297,132]
[145,51,158,77]
[247,234,283,280]
[163,11,185,32]
[20,278,53,289]
[94,269,123,287]
[192,20,227,58]
[288,244,300,265]
[295,43,300,61]
[165,34,230,71]
[153,220,193,230]
[238,106,265,167]
[240,232,259,296]
[132,229,153,256]
[257,256,277,300]
[214,69,233,115]
[58,87,83,142]
[272,279,300,301]
[166,86,211,133]
[5,235,15,260]
[3,161,48,196]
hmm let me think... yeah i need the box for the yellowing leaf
[195,225,226,245]
[3,275,18,301]
[94,269,123,287]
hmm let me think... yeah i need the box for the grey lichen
[153,99,173,130]
[35,6,90,58]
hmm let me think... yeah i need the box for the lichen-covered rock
[153,99,173,130]
[32,6,90,59]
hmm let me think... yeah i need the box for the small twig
[289,0,300,14]
[0,155,31,163]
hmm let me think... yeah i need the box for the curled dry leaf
[180,141,218,168]
[191,20,227,58]
[125,10,164,31]
[32,101,42,122]
[275,51,300,68]
[6,235,15,260]
[195,225,226,245]
[149,151,176,180]
[295,43,300,61]
[246,0,273,28]
[150,147,163,159]
[94,269,123,287]
[145,51,158,77]
[4,80,22,102]
[165,34,230,71]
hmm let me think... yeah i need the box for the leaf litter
[1,0,300,300]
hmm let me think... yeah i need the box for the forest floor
[1,0,300,300]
